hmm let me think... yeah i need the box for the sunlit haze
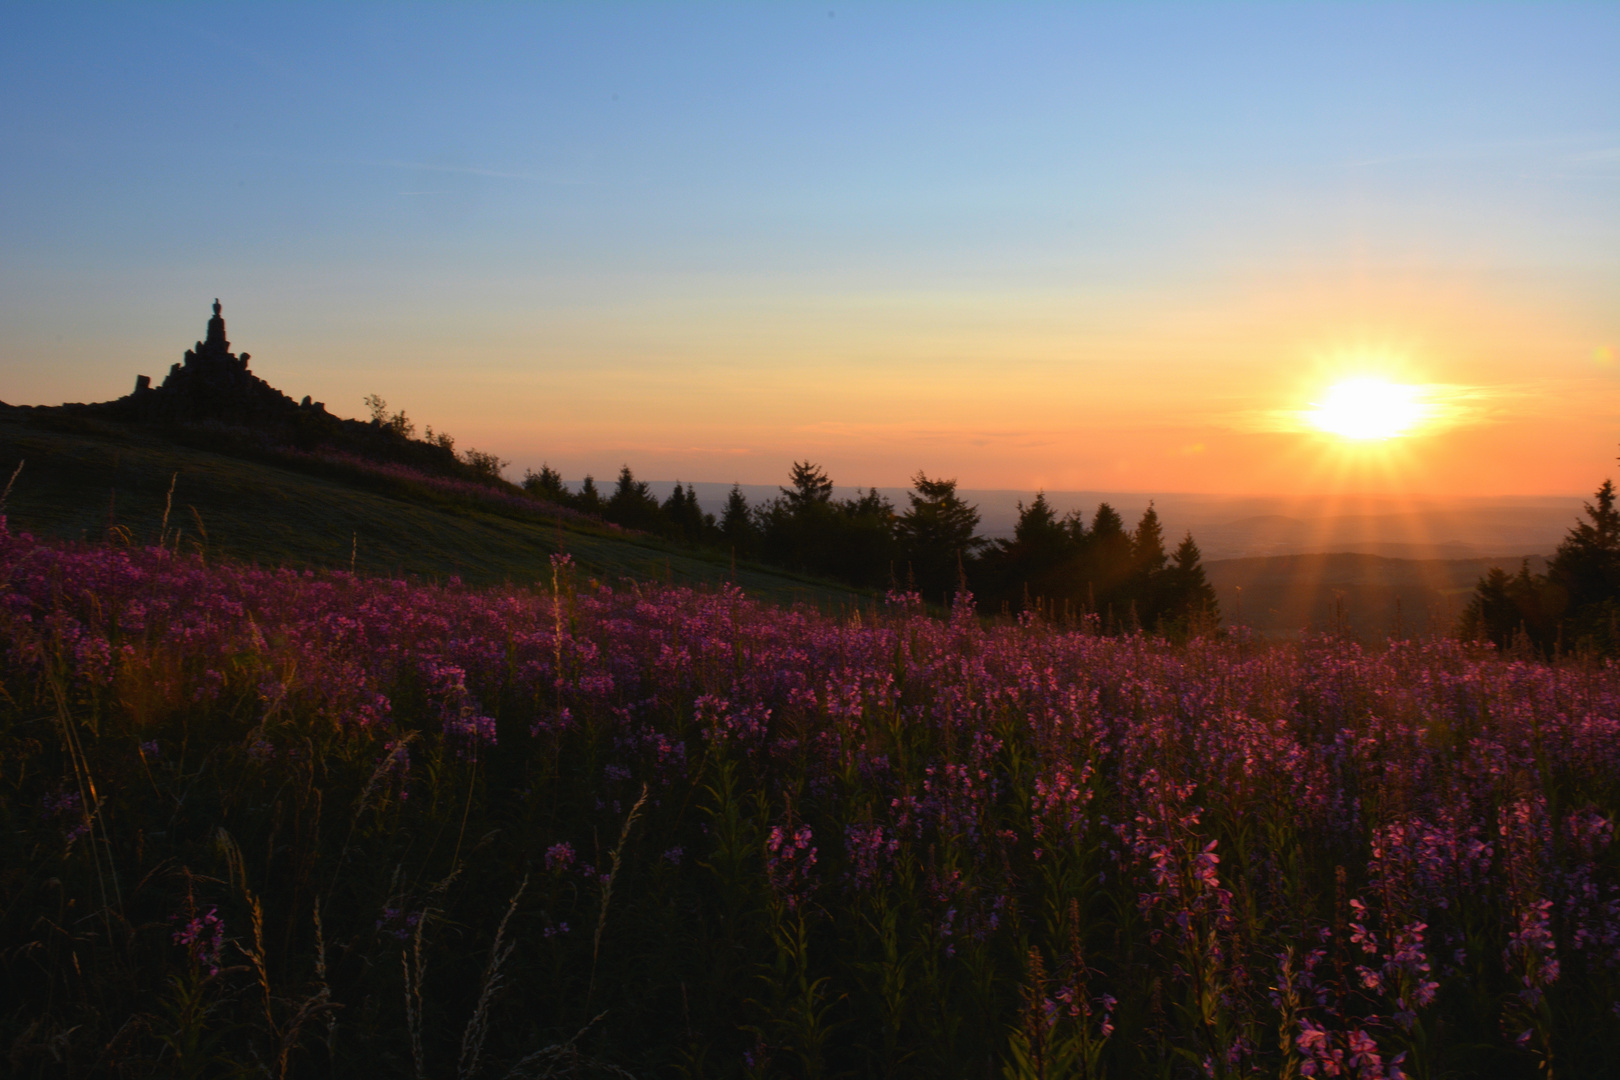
[1307,380,1429,442]
[2,4,1616,498]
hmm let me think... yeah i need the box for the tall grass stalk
[588,784,650,1010]
[0,457,22,514]
[458,876,528,1080]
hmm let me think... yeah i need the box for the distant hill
[645,482,1581,561]
[1203,551,1552,639]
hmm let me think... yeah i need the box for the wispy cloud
[1548,145,1620,179]
[1224,382,1540,436]
[1338,132,1618,171]
[371,158,592,185]
[793,420,1054,448]
[374,159,541,181]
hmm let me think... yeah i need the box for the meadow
[2,520,1617,1079]
[0,412,862,608]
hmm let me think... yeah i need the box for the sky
[2,2,1616,498]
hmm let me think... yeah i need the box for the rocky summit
[107,299,329,428]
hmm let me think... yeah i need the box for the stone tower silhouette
[121,299,325,420]
[203,298,228,353]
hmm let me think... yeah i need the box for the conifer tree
[782,461,835,511]
[979,492,1077,615]
[896,472,985,602]
[720,484,757,558]
[575,475,604,515]
[662,482,689,526]
[848,486,894,520]
[687,485,715,543]
[1014,492,1069,560]
[1083,503,1132,614]
[1461,461,1620,655]
[833,487,899,588]
[1089,503,1129,560]
[662,482,709,544]
[1549,478,1620,618]
[522,464,566,500]
[1063,506,1090,545]
[1459,565,1518,648]
[607,465,663,532]
[759,462,843,578]
[1129,503,1170,623]
[1131,503,1168,578]
[1168,531,1218,626]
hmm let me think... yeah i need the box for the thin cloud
[792,420,1053,448]
[375,159,537,181]
[372,158,590,184]
[1548,145,1620,179]
[1229,382,1541,436]
[1338,132,1618,170]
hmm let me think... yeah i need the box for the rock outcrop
[113,299,329,427]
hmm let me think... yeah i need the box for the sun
[1305,378,1429,440]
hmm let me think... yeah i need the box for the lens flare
[1306,378,1429,440]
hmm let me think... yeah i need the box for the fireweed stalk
[0,522,1617,1076]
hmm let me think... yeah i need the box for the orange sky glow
[3,6,1616,499]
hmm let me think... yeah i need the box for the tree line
[1459,465,1620,656]
[522,460,1218,632]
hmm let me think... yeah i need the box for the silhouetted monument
[36,299,465,479]
[121,299,326,423]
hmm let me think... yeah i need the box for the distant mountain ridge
[626,481,1576,562]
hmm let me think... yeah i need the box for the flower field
[1,521,1617,1078]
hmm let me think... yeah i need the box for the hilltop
[0,302,862,608]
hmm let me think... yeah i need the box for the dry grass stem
[587,784,649,1008]
[500,1012,639,1080]
[458,875,529,1080]
[0,458,22,515]
[405,913,430,1080]
[158,470,176,544]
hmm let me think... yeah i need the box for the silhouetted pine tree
[1083,503,1132,622]
[606,465,664,533]
[895,472,984,603]
[831,487,898,588]
[979,492,1075,615]
[661,482,712,545]
[1015,493,1070,562]
[783,461,834,512]
[1165,532,1218,631]
[720,484,757,559]
[1129,503,1169,622]
[759,462,839,575]
[1549,478,1620,651]
[521,464,566,500]
[1459,565,1521,649]
[1462,467,1620,654]
[575,475,604,515]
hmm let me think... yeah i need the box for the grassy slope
[0,412,866,609]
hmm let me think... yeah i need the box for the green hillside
[0,410,865,609]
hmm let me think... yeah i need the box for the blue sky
[3,3,1616,494]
